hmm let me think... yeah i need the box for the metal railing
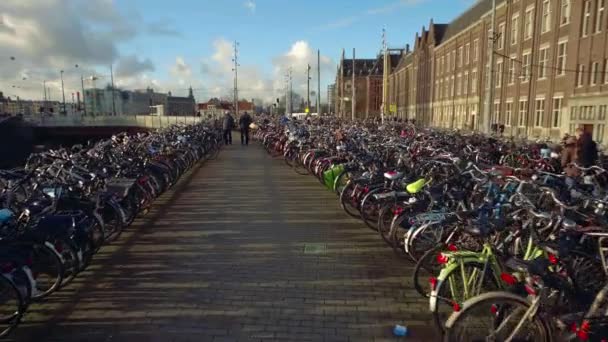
[23,115,204,129]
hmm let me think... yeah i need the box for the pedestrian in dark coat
[222,112,235,145]
[577,129,598,167]
[238,112,252,145]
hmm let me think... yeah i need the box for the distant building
[197,98,255,119]
[327,84,336,114]
[84,87,169,116]
[166,87,196,116]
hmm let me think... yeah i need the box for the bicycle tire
[443,291,550,342]
[339,181,361,219]
[359,187,389,231]
[412,244,445,298]
[31,243,64,300]
[0,274,24,339]
[432,261,500,334]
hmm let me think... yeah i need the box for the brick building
[336,0,608,144]
[335,52,401,120]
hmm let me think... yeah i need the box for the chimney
[406,44,410,53]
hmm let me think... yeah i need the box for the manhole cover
[303,243,327,254]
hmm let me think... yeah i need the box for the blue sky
[0,0,476,102]
[122,0,475,74]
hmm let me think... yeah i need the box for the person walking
[577,128,598,167]
[239,111,252,145]
[561,133,577,168]
[222,112,234,145]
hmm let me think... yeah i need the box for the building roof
[368,51,403,76]
[433,24,449,45]
[341,59,378,77]
[441,0,506,43]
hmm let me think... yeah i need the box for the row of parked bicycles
[258,117,608,341]
[0,123,221,338]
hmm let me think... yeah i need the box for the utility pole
[306,64,311,112]
[381,28,388,124]
[317,49,321,115]
[60,70,66,115]
[81,75,87,116]
[482,0,497,134]
[351,48,356,121]
[43,80,47,113]
[110,63,116,116]
[287,67,293,116]
[232,41,240,117]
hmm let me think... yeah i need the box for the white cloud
[244,0,256,14]
[197,39,333,104]
[0,0,180,100]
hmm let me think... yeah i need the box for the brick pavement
[10,143,437,342]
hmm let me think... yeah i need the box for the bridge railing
[23,115,204,129]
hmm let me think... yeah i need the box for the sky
[0,0,476,104]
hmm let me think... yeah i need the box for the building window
[464,72,469,95]
[473,39,479,62]
[577,64,585,87]
[583,0,592,37]
[471,70,477,93]
[506,101,513,126]
[522,52,531,82]
[452,51,456,71]
[493,103,500,124]
[605,59,608,84]
[458,46,463,67]
[497,22,505,49]
[599,105,607,120]
[519,99,528,126]
[538,47,549,79]
[535,98,545,127]
[525,7,534,40]
[451,76,455,96]
[571,106,577,120]
[541,0,551,33]
[465,43,470,65]
[597,0,605,33]
[557,41,567,76]
[592,61,600,85]
[561,0,570,25]
[511,15,519,45]
[597,124,605,143]
[457,74,462,95]
[552,98,562,128]
[496,59,503,87]
[508,57,516,84]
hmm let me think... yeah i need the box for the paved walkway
[12,143,434,342]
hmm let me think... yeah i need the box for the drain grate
[303,243,327,254]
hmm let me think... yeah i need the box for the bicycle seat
[406,178,427,194]
[383,171,403,181]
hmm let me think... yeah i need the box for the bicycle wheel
[412,244,445,298]
[339,181,361,219]
[432,261,500,333]
[359,187,388,231]
[444,291,550,342]
[407,222,446,262]
[0,274,23,339]
[30,243,64,300]
[333,170,350,196]
[388,212,412,257]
